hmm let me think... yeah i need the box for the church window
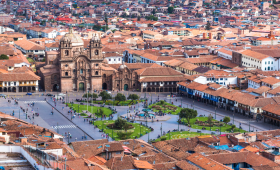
[95,71,98,75]
[96,64,99,67]
[73,69,75,73]
[117,84,119,86]
[65,44,67,47]
[65,50,69,56]
[109,59,111,61]
[119,58,121,61]
[65,64,68,67]
[88,69,90,72]
[54,75,57,81]
[96,44,98,47]
[65,72,68,76]
[80,69,83,74]
[95,50,99,55]
[133,83,135,86]
[103,74,106,78]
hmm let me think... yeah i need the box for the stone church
[40,28,104,92]
[40,28,185,93]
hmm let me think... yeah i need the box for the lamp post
[215,107,217,120]
[249,120,251,132]
[193,100,194,110]
[169,131,171,140]
[127,110,128,120]
[178,119,179,131]
[56,85,59,99]
[140,124,141,136]
[19,109,20,119]
[64,157,67,170]
[111,125,114,141]
[161,123,162,136]
[181,97,182,107]
[220,124,222,135]
[233,114,234,125]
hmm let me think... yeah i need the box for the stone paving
[0,91,277,143]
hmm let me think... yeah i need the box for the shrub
[116,131,133,140]
[160,136,167,141]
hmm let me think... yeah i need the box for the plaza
[0,91,274,144]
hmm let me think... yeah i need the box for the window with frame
[80,69,83,74]
[65,72,68,76]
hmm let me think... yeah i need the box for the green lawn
[81,100,143,106]
[154,131,209,142]
[94,120,151,141]
[181,117,246,133]
[148,102,181,115]
[68,103,112,117]
[27,57,35,63]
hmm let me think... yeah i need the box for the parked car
[58,93,66,96]
[46,94,53,96]
[26,92,32,95]
[0,94,6,97]
[228,123,232,125]
[80,103,84,105]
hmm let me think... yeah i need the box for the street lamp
[233,114,234,125]
[193,100,194,110]
[56,85,59,99]
[161,123,162,136]
[215,107,217,120]
[127,110,128,120]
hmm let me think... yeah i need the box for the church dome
[60,27,84,47]
[118,62,127,70]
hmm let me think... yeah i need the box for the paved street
[0,91,277,143]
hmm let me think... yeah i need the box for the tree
[207,114,213,127]
[111,29,117,33]
[114,116,127,129]
[123,123,130,132]
[127,94,139,102]
[91,93,98,101]
[223,116,230,125]
[0,54,9,60]
[179,108,197,124]
[99,91,112,103]
[205,21,212,30]
[152,8,156,15]
[137,16,141,21]
[231,124,236,130]
[72,4,77,8]
[115,93,126,102]
[83,93,92,98]
[168,7,174,14]
[93,24,101,31]
[160,100,165,105]
[104,13,108,26]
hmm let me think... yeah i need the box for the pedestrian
[82,136,83,139]
[84,119,85,122]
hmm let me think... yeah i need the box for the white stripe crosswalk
[51,125,76,129]
[24,101,46,103]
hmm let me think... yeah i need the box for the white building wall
[261,57,278,71]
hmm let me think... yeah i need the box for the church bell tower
[89,34,103,60]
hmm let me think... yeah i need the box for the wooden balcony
[19,84,37,86]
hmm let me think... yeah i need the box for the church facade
[40,28,104,92]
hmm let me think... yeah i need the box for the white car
[58,93,66,96]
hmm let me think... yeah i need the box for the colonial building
[40,28,104,92]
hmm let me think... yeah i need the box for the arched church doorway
[53,84,59,91]
[102,83,107,90]
[79,83,84,91]
[124,84,128,91]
